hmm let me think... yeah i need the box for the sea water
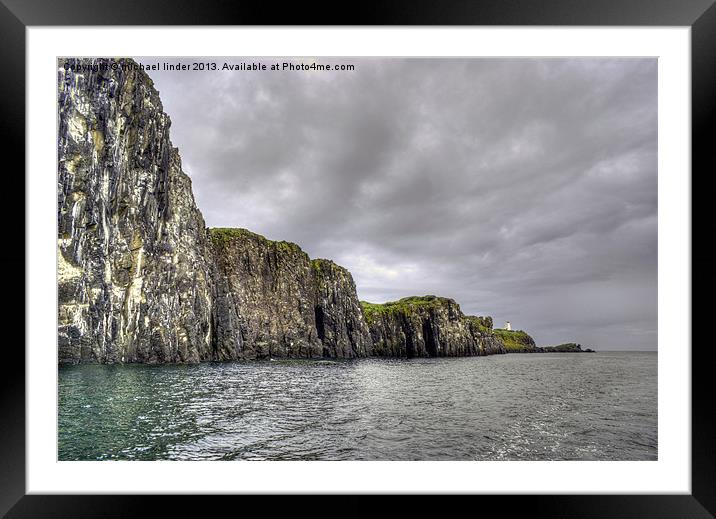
[58,352,657,461]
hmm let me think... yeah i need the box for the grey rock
[311,258,373,358]
[209,229,372,359]
[58,58,213,364]
[362,296,506,358]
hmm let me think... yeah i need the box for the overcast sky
[138,57,657,351]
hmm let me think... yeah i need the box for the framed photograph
[7,0,712,516]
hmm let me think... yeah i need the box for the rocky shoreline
[57,58,587,364]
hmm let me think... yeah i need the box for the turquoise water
[58,352,657,460]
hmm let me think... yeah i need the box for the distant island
[57,58,588,364]
[539,343,595,353]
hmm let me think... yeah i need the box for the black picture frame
[4,0,712,517]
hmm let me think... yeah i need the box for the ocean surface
[58,352,657,461]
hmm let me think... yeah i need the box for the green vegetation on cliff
[311,258,354,292]
[209,227,303,254]
[466,315,493,334]
[493,328,536,352]
[311,258,348,275]
[360,295,454,325]
[209,227,263,246]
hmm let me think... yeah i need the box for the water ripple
[58,352,657,461]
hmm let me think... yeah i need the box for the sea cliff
[361,296,505,357]
[58,58,214,363]
[57,58,558,364]
[209,228,372,359]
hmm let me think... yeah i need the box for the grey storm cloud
[138,57,657,351]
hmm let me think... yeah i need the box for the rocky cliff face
[311,258,374,358]
[209,228,372,359]
[57,57,540,364]
[361,296,506,358]
[58,58,214,363]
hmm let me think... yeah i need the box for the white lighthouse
[505,321,512,331]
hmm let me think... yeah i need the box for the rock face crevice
[57,58,535,364]
[311,258,374,358]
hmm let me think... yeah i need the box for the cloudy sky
[138,57,657,351]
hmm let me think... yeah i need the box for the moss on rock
[492,328,537,352]
[209,227,303,255]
